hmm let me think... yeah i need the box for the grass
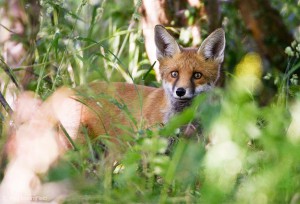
[1,0,300,203]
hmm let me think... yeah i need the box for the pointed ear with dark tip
[155,25,181,60]
[198,28,225,63]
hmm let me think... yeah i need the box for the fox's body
[76,45,219,139]
[77,82,166,138]
[0,25,225,203]
[67,26,225,141]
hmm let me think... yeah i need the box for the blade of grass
[159,141,186,203]
[0,58,20,89]
[59,122,79,151]
[82,126,96,162]
[142,61,156,80]
[0,91,12,114]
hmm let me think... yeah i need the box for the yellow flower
[235,53,263,79]
[234,53,263,92]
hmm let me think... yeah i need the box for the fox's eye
[171,71,178,78]
[194,72,202,79]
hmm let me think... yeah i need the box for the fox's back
[78,82,166,139]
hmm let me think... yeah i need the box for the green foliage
[271,0,300,38]
[31,0,150,99]
[50,69,300,203]
[1,0,300,203]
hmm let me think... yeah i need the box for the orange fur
[159,49,220,89]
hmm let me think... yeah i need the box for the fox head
[155,25,225,102]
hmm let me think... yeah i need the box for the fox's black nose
[176,88,186,97]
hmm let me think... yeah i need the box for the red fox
[53,25,225,144]
[0,25,225,202]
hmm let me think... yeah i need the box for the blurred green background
[0,0,300,203]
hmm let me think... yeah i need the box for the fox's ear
[198,28,225,63]
[155,25,181,60]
